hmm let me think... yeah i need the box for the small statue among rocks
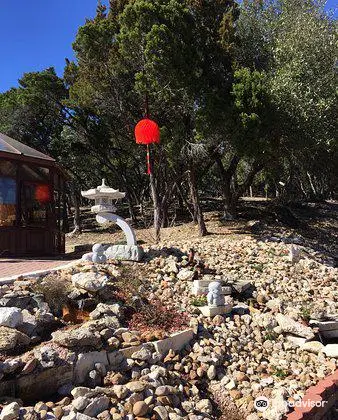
[92,243,107,264]
[207,282,224,307]
[82,243,107,264]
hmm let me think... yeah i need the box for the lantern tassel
[146,144,151,175]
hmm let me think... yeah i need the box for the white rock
[71,272,109,293]
[301,341,324,354]
[83,396,109,417]
[276,314,314,339]
[105,245,144,262]
[177,269,194,281]
[323,344,338,358]
[0,307,23,328]
[225,379,236,390]
[285,335,307,347]
[0,402,20,420]
[72,396,90,411]
[262,389,288,420]
[195,399,213,415]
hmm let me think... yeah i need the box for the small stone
[195,399,213,415]
[229,390,242,400]
[21,358,37,375]
[207,365,216,380]
[133,401,149,417]
[301,341,324,354]
[155,385,176,396]
[0,402,20,420]
[83,396,110,417]
[53,406,64,419]
[234,371,248,382]
[72,397,90,411]
[126,381,146,393]
[225,379,236,390]
[0,307,23,328]
[131,346,152,361]
[323,344,338,358]
[153,406,169,420]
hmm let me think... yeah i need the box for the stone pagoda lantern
[81,179,143,261]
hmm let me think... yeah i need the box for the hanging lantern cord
[146,144,151,175]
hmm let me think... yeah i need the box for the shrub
[128,300,189,337]
[32,273,72,315]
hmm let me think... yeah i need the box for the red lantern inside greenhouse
[134,118,160,174]
[35,184,52,204]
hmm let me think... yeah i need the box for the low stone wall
[286,369,338,420]
[0,329,194,402]
[0,365,73,402]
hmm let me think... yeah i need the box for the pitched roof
[0,132,55,162]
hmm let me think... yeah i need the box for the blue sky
[0,0,109,92]
[0,0,336,93]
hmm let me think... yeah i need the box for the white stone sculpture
[199,281,233,317]
[207,282,224,307]
[81,179,143,261]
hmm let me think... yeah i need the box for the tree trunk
[215,156,238,220]
[216,156,264,220]
[188,167,207,236]
[149,171,161,242]
[125,191,137,225]
[67,183,82,237]
[176,181,195,221]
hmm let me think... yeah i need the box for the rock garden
[0,227,337,420]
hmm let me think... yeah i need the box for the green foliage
[0,0,335,226]
[271,366,289,379]
[191,295,207,307]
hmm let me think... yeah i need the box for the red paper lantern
[135,118,160,145]
[35,184,51,204]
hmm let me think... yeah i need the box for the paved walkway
[0,257,77,281]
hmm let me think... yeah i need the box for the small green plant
[300,306,311,322]
[252,263,264,272]
[271,367,289,379]
[191,295,207,307]
[263,328,278,341]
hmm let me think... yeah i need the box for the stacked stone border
[286,369,338,420]
[0,329,194,402]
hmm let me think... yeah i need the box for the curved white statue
[81,179,143,261]
[96,213,136,246]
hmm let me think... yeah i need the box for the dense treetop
[0,0,336,237]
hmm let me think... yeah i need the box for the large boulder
[89,303,123,320]
[71,272,109,293]
[52,327,102,349]
[276,314,314,339]
[0,307,23,328]
[105,245,144,262]
[0,326,30,351]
